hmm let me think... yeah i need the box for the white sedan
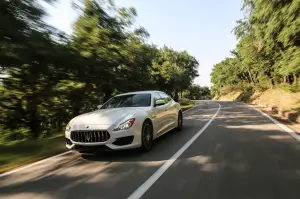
[65,91,183,152]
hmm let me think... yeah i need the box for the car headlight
[114,118,135,131]
[66,124,71,132]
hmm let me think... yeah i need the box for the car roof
[116,90,163,96]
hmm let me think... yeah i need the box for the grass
[216,91,243,101]
[218,87,300,118]
[0,102,195,174]
[0,135,67,174]
[249,89,300,111]
[181,103,194,109]
[180,99,195,111]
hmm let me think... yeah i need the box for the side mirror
[97,104,103,109]
[155,100,165,107]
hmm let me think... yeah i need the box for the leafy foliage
[211,0,300,96]
[183,85,210,100]
[151,47,199,101]
[0,0,199,141]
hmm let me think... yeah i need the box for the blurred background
[0,0,210,172]
[1,0,299,173]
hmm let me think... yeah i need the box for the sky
[43,0,243,87]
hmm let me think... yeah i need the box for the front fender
[131,111,151,133]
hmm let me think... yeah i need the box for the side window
[153,92,162,106]
[159,92,171,103]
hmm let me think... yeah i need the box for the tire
[140,120,154,152]
[176,111,183,131]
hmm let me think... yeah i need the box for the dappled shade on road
[2,101,300,199]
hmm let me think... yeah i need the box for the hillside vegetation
[217,87,300,110]
[215,86,300,124]
[211,0,300,123]
[211,0,300,99]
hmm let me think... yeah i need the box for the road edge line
[182,105,197,113]
[0,102,203,178]
[0,151,72,178]
[250,104,300,142]
[127,103,221,199]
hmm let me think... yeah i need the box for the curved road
[1,101,300,199]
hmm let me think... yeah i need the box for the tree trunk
[102,85,113,103]
[103,90,113,102]
[173,89,179,102]
[243,73,251,83]
[27,102,41,139]
[283,76,287,83]
[271,79,275,87]
[293,73,297,84]
[287,75,291,84]
[255,72,259,83]
[265,71,274,86]
[248,71,254,83]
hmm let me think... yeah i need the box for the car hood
[69,107,149,126]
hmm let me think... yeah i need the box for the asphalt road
[2,101,300,199]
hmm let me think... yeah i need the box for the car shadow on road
[3,102,300,199]
[80,126,195,162]
[78,105,300,198]
[80,103,220,163]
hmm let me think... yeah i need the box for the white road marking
[183,103,220,113]
[0,103,212,177]
[196,108,222,111]
[0,151,72,178]
[251,105,300,142]
[182,105,197,113]
[127,103,221,199]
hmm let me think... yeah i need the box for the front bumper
[65,124,142,151]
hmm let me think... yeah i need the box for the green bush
[0,126,30,144]
[179,99,192,106]
[278,82,300,93]
[219,83,252,96]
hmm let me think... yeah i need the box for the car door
[158,92,174,132]
[168,96,179,127]
[151,92,166,137]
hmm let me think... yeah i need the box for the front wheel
[140,120,154,152]
[176,111,183,131]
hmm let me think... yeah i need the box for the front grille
[70,130,110,143]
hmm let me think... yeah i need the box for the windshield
[100,93,151,109]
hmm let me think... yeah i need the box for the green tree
[0,0,93,139]
[0,0,201,141]
[71,0,154,101]
[151,46,199,101]
[184,84,211,100]
[211,0,300,93]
